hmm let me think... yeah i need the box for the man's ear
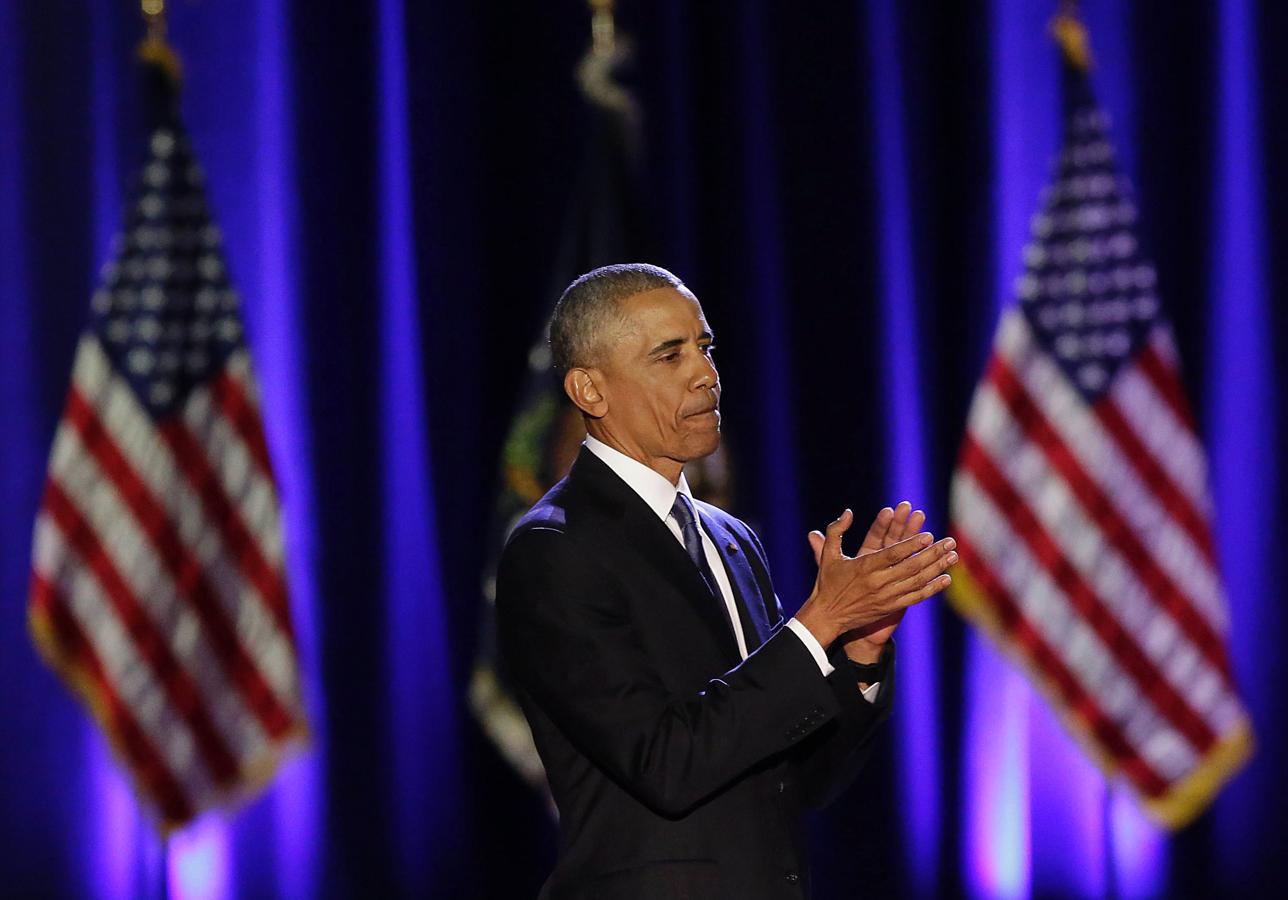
[565,367,608,418]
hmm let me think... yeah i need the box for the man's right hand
[794,509,957,649]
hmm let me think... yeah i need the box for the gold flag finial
[138,0,183,84]
[589,0,615,59]
[576,0,637,128]
[1050,0,1094,72]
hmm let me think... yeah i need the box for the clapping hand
[796,502,957,664]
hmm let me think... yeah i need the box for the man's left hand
[807,501,927,664]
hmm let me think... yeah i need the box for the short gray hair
[549,263,685,371]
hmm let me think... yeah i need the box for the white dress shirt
[583,436,879,702]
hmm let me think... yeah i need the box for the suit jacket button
[786,872,800,884]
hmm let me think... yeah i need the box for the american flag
[27,77,306,830]
[947,52,1253,827]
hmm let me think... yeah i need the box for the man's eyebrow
[647,337,686,356]
[647,331,715,356]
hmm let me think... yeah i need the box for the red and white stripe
[951,309,1249,804]
[994,314,1229,636]
[30,335,304,826]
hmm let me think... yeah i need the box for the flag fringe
[28,600,310,835]
[1142,714,1253,828]
[945,561,1253,830]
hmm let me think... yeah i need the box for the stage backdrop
[1,1,1284,897]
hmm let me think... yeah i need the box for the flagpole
[141,11,177,900]
[1103,783,1119,900]
[1051,5,1119,895]
[160,836,171,900]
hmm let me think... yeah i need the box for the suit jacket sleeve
[741,525,895,810]
[791,641,894,808]
[498,525,852,818]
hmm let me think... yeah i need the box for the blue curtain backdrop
[1,1,1284,897]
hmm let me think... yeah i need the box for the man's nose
[692,357,719,390]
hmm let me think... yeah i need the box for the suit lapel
[696,510,773,649]
[570,450,742,665]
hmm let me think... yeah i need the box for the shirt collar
[583,434,692,522]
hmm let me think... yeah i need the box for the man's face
[592,287,721,475]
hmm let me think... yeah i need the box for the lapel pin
[726,542,738,554]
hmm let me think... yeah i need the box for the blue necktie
[670,493,721,600]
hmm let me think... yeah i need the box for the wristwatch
[847,659,883,684]
[845,638,894,685]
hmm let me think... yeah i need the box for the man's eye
[660,352,679,362]
[701,344,716,355]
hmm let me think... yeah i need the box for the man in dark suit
[498,264,957,899]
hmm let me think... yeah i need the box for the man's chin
[681,429,722,461]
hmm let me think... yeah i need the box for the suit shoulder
[496,479,608,616]
[505,476,576,552]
